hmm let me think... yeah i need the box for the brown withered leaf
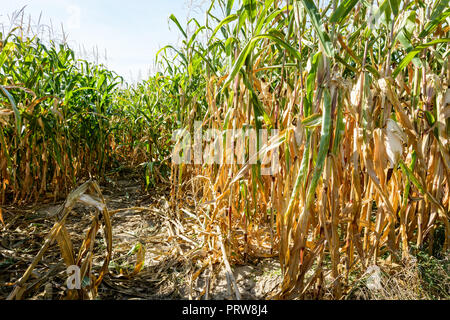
[0,207,5,226]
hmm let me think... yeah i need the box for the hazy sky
[0,0,209,82]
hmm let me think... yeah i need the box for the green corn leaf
[301,0,334,57]
[305,87,332,209]
[0,42,15,70]
[305,52,321,117]
[258,7,285,35]
[254,0,276,35]
[392,38,450,77]
[243,0,257,23]
[401,151,417,207]
[330,0,359,23]
[0,86,21,137]
[226,0,235,16]
[224,32,302,89]
[157,45,189,67]
[332,97,345,155]
[187,26,206,49]
[301,113,322,128]
[283,130,311,222]
[419,7,450,38]
[430,0,449,20]
[399,160,426,196]
[388,0,399,17]
[241,70,272,127]
[210,14,238,41]
[169,14,188,39]
[398,159,446,217]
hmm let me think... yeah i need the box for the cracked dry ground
[0,169,281,300]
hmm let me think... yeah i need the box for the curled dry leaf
[350,73,363,108]
[293,116,305,147]
[0,207,5,226]
[0,108,13,125]
[445,88,450,106]
[373,128,387,185]
[77,194,106,211]
[384,119,406,168]
[6,180,112,300]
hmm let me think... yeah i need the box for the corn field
[1,0,449,300]
[0,30,175,204]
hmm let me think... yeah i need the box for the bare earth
[0,169,281,300]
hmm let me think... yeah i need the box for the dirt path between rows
[0,169,281,300]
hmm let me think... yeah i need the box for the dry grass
[345,252,449,300]
[168,0,450,299]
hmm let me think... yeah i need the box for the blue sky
[0,0,210,82]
